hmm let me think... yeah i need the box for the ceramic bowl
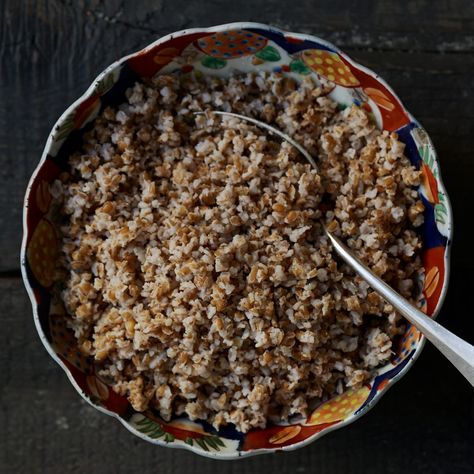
[21,22,453,459]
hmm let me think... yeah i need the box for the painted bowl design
[21,22,452,459]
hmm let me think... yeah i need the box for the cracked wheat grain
[52,72,424,432]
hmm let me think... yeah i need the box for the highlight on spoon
[324,227,474,388]
[194,110,318,170]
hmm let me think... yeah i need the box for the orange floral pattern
[74,95,101,130]
[268,425,302,444]
[307,386,370,425]
[49,312,91,372]
[364,87,396,111]
[424,266,440,299]
[22,25,451,458]
[302,50,359,86]
[86,375,110,400]
[395,324,422,363]
[421,162,440,204]
[423,246,445,315]
[153,47,180,65]
[197,30,268,59]
[27,219,57,287]
[35,180,51,213]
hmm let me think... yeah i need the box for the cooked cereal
[52,72,424,432]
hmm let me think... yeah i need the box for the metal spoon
[198,109,474,387]
[194,110,317,169]
[327,231,474,387]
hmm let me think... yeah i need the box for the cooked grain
[52,72,424,432]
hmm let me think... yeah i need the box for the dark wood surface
[1,1,473,473]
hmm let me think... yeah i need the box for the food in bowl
[51,71,425,433]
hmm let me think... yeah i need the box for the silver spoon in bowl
[195,110,474,387]
[326,231,474,386]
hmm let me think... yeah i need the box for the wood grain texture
[1,0,474,272]
[1,0,473,472]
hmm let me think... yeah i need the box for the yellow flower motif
[302,49,360,87]
[307,386,370,425]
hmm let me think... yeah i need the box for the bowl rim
[21,21,453,460]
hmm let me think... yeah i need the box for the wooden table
[1,1,473,472]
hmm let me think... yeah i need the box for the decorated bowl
[21,22,453,459]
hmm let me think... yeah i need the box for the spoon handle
[326,230,474,387]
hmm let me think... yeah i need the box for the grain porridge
[51,72,424,432]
